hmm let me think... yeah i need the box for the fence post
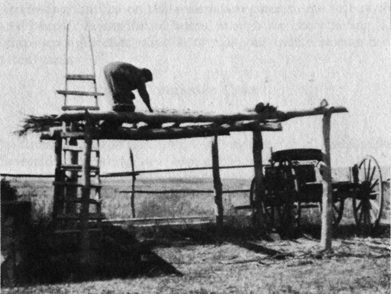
[320,108,334,250]
[129,147,137,218]
[252,129,266,232]
[52,137,63,223]
[212,135,224,243]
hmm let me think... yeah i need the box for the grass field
[2,176,390,293]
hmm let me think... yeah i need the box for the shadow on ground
[8,218,390,287]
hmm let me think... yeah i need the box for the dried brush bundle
[15,114,60,136]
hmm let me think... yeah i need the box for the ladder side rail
[88,31,99,107]
[64,24,69,107]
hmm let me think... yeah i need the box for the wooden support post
[212,135,224,243]
[320,108,334,250]
[252,129,266,232]
[80,111,92,267]
[129,147,137,218]
[66,123,79,215]
[53,137,63,223]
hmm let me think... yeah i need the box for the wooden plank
[57,90,104,96]
[63,145,99,152]
[212,135,224,243]
[66,74,95,81]
[320,108,333,250]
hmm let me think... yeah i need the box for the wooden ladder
[57,24,104,111]
[52,25,103,249]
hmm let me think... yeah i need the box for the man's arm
[137,82,153,112]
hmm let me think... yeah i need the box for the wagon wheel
[352,156,384,229]
[316,161,345,226]
[260,159,299,231]
[331,196,345,226]
[318,196,345,226]
[249,177,280,229]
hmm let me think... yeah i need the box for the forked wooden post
[252,129,266,231]
[320,108,334,250]
[80,111,93,265]
[212,135,224,242]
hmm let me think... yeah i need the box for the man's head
[141,68,153,82]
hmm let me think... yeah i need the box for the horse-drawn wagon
[250,148,384,231]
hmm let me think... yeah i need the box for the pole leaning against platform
[212,135,224,243]
[80,111,93,268]
[320,108,334,250]
[252,128,266,232]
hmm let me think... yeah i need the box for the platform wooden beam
[55,106,348,124]
[41,121,282,141]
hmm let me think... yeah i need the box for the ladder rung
[53,181,101,189]
[63,145,99,152]
[66,74,96,81]
[56,213,106,220]
[60,164,100,171]
[54,228,102,234]
[57,90,104,96]
[58,197,102,204]
[62,106,100,111]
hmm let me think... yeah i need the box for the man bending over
[104,61,154,113]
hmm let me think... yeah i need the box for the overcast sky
[1,0,390,178]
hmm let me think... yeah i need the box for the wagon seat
[271,148,324,203]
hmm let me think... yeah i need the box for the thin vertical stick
[212,135,224,243]
[252,129,266,231]
[64,24,69,107]
[129,147,137,218]
[320,108,334,250]
[80,111,92,268]
[88,31,96,77]
[88,30,99,107]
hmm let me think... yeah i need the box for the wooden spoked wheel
[331,196,345,226]
[251,159,298,231]
[352,156,384,229]
[317,161,345,226]
[318,196,345,226]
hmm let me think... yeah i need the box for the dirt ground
[2,224,390,294]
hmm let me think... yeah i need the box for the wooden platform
[40,121,283,141]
